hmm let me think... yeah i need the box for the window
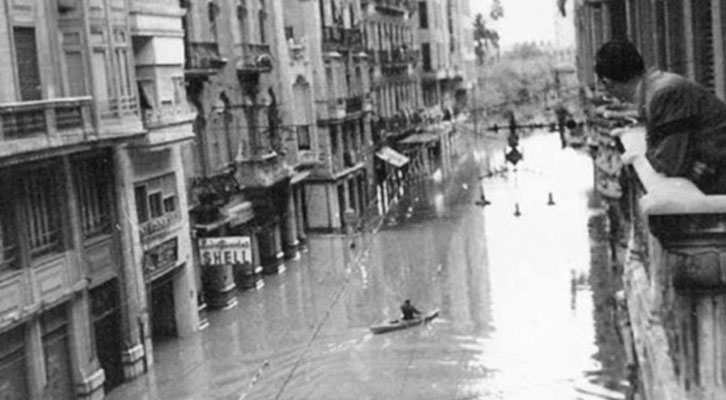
[172,76,185,107]
[259,0,267,44]
[163,196,176,213]
[73,154,113,239]
[134,174,178,225]
[0,179,18,272]
[149,193,163,219]
[418,2,428,29]
[62,32,86,97]
[22,164,64,258]
[237,0,248,43]
[421,42,432,71]
[14,27,42,101]
[297,125,311,150]
[134,186,148,223]
[208,1,219,41]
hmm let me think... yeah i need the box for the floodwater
[109,131,627,400]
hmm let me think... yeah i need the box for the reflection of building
[286,0,374,233]
[0,0,199,398]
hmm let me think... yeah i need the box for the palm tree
[473,13,500,65]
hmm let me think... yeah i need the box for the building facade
[0,0,199,399]
[284,0,374,234]
[181,0,310,310]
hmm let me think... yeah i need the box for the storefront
[374,146,410,214]
[193,194,261,308]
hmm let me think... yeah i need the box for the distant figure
[554,105,570,149]
[595,40,726,194]
[400,299,421,321]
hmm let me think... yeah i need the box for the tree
[473,13,500,65]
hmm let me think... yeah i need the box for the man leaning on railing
[594,40,726,194]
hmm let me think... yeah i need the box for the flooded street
[109,131,626,400]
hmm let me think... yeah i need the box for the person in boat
[400,299,422,321]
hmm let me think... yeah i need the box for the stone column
[282,186,299,259]
[294,186,307,246]
[62,157,106,399]
[112,145,149,379]
[170,145,201,335]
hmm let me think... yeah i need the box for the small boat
[369,310,439,334]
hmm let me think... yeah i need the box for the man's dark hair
[595,40,645,82]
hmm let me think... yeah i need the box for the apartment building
[285,0,374,233]
[0,0,199,399]
[181,0,310,309]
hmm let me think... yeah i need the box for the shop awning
[399,132,440,145]
[291,169,312,184]
[375,146,410,167]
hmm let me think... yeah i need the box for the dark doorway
[91,280,123,391]
[41,305,74,400]
[150,274,178,338]
[0,325,30,400]
[337,183,346,228]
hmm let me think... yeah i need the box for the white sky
[471,0,575,50]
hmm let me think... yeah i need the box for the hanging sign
[198,236,251,266]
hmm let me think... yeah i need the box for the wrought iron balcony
[345,96,364,114]
[185,41,227,78]
[0,97,95,156]
[235,43,273,74]
[364,0,411,14]
[323,26,363,50]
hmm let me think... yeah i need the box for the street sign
[198,236,251,266]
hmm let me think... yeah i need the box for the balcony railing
[185,41,226,77]
[345,96,363,114]
[142,101,196,130]
[0,97,92,141]
[235,43,273,74]
[364,0,411,14]
[323,26,364,49]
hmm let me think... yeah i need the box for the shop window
[22,164,64,258]
[73,154,113,239]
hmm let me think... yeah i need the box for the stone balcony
[316,98,347,122]
[235,132,292,188]
[141,101,196,131]
[185,41,227,79]
[602,125,726,400]
[235,43,273,75]
[0,97,102,158]
[322,26,364,52]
